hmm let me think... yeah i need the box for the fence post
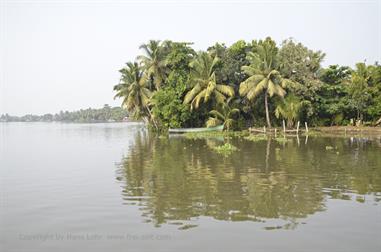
[305,122,308,133]
[296,121,300,135]
[283,120,286,134]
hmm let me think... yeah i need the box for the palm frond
[183,84,202,104]
[206,117,221,128]
[209,110,224,120]
[215,84,234,97]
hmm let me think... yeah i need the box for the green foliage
[346,63,373,122]
[165,41,196,71]
[212,143,238,155]
[311,65,351,125]
[152,86,192,129]
[151,42,204,128]
[206,99,240,130]
[183,52,235,110]
[112,38,381,131]
[239,37,293,127]
[275,94,307,127]
[209,40,251,86]
[277,39,326,123]
[184,130,249,139]
[113,62,152,120]
[244,134,267,142]
[274,137,292,143]
[138,40,168,90]
[278,39,325,84]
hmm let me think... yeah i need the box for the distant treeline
[0,105,129,123]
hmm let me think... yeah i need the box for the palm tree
[239,38,292,128]
[113,62,153,121]
[183,52,234,110]
[206,100,240,131]
[138,40,168,90]
[275,94,307,128]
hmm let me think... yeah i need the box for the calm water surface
[1,123,381,252]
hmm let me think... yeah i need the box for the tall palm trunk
[264,93,271,128]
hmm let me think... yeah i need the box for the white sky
[1,0,380,116]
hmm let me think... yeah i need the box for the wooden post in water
[263,126,266,134]
[305,122,309,133]
[296,121,300,135]
[274,128,277,137]
[282,120,286,135]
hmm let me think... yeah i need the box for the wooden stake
[296,121,300,135]
[283,120,286,134]
[305,122,308,133]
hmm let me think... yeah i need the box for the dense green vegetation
[114,38,381,131]
[0,104,128,123]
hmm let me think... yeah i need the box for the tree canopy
[113,38,381,130]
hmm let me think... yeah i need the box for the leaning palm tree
[183,52,234,110]
[113,62,153,121]
[137,40,168,90]
[239,38,292,127]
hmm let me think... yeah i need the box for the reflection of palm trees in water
[115,132,381,228]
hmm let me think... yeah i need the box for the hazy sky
[1,0,380,116]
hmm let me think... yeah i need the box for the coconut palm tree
[206,100,240,131]
[275,94,307,128]
[239,38,292,128]
[138,40,168,90]
[113,62,153,121]
[183,52,234,110]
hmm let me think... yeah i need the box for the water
[1,122,381,252]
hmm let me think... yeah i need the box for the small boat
[168,125,224,134]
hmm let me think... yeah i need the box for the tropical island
[113,37,381,132]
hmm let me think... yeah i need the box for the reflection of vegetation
[244,134,267,142]
[274,137,292,144]
[116,133,381,229]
